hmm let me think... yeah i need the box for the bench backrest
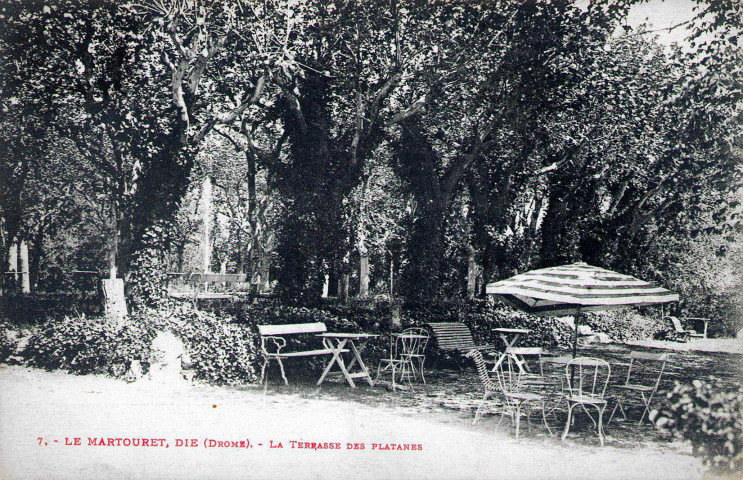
[257,322,327,336]
[428,322,478,351]
[190,273,247,283]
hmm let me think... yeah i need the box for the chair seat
[505,392,543,402]
[567,394,607,405]
[616,384,653,392]
[378,358,405,365]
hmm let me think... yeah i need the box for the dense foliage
[1,0,741,338]
[0,320,19,362]
[582,310,667,343]
[18,303,260,385]
[23,315,155,376]
[150,304,261,385]
[654,378,743,475]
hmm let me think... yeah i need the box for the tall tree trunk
[245,143,257,276]
[108,218,118,280]
[275,71,339,304]
[539,182,574,267]
[259,252,271,294]
[389,255,395,299]
[8,240,18,291]
[393,120,449,300]
[523,195,545,269]
[338,273,350,304]
[358,240,369,298]
[466,243,477,299]
[201,175,212,274]
[19,238,30,293]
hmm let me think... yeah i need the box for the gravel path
[0,364,705,480]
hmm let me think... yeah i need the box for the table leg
[317,339,356,388]
[348,340,374,387]
[491,353,508,372]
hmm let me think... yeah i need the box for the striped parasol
[486,262,679,355]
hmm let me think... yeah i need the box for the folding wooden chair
[609,351,670,425]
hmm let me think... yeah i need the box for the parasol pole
[572,309,581,358]
[570,308,583,388]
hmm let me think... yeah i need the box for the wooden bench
[427,322,494,355]
[257,322,348,386]
[169,273,248,302]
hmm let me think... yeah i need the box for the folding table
[316,333,379,388]
[490,328,532,373]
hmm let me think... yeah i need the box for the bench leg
[261,357,269,386]
[276,357,289,385]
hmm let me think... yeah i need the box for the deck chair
[608,351,670,425]
[466,350,552,438]
[664,316,703,342]
[562,357,611,446]
[427,322,494,356]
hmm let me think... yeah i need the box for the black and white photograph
[0,0,741,478]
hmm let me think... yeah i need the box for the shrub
[0,320,19,362]
[155,304,260,385]
[582,310,666,342]
[0,292,102,325]
[654,377,743,475]
[23,314,155,376]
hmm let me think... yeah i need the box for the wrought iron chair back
[376,328,431,389]
[565,357,611,400]
[400,327,430,359]
[493,349,527,395]
[467,349,498,392]
[624,351,669,386]
[562,357,611,446]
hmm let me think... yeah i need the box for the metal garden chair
[609,351,670,425]
[376,328,429,390]
[467,349,552,438]
[397,327,430,384]
[562,357,611,446]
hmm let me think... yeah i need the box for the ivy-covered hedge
[0,320,19,362]
[582,310,666,343]
[20,303,260,386]
[23,314,155,376]
[654,377,743,475]
[0,291,102,325]
[141,304,260,386]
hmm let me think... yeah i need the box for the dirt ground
[0,362,714,480]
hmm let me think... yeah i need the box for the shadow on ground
[255,342,742,452]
